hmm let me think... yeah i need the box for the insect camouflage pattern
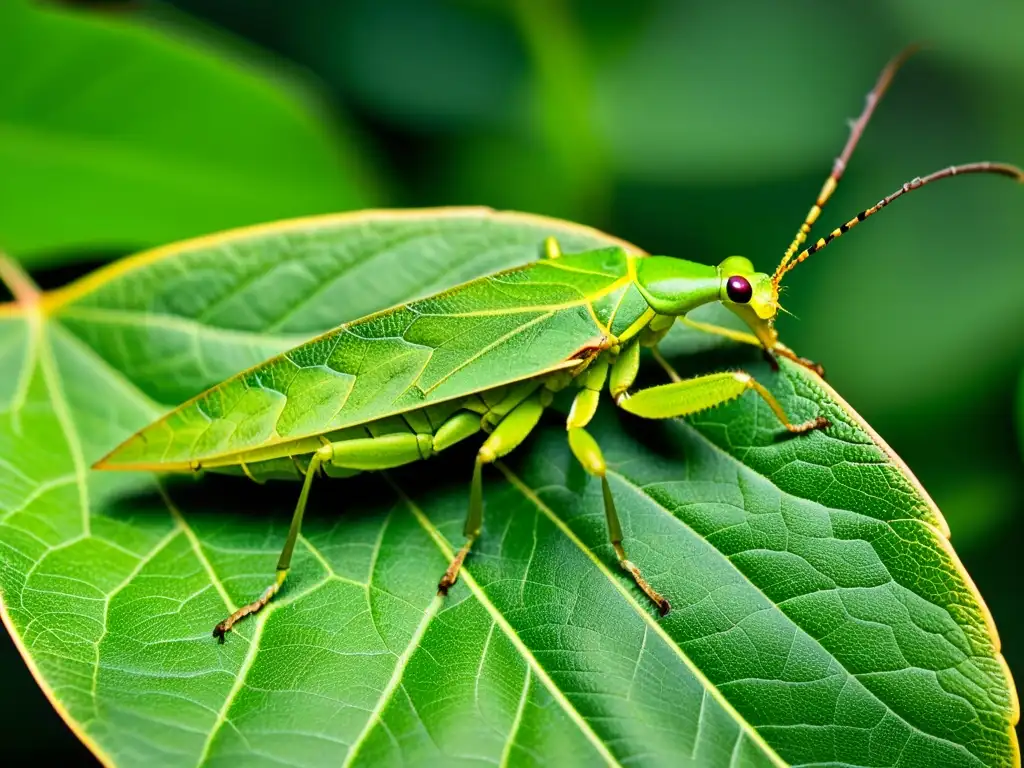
[96,50,1024,639]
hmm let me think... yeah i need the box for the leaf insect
[95,49,1022,640]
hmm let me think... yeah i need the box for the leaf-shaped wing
[96,247,639,470]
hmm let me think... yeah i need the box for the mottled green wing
[97,248,633,469]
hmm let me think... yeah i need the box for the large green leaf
[0,0,376,264]
[0,210,1017,766]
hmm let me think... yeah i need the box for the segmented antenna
[775,46,919,280]
[773,162,1024,283]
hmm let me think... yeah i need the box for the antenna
[772,163,1024,284]
[776,46,919,278]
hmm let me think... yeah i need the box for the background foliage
[1,0,1021,761]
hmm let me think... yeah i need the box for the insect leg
[482,380,543,430]
[212,419,486,640]
[619,371,829,434]
[438,391,549,594]
[567,366,670,615]
[676,318,825,376]
[679,316,762,348]
[609,339,640,402]
[213,441,334,640]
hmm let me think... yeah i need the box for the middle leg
[567,353,671,615]
[437,390,551,594]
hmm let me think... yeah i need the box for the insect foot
[767,345,827,378]
[619,557,671,616]
[785,415,831,435]
[213,578,281,642]
[781,352,826,379]
[437,536,477,596]
[799,358,827,378]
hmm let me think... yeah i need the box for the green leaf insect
[95,49,1024,641]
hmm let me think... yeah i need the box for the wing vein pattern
[103,249,633,468]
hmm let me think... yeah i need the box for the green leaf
[0,0,377,265]
[0,210,1016,767]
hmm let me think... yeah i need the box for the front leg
[771,343,826,378]
[678,316,826,378]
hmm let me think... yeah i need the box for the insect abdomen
[203,382,531,483]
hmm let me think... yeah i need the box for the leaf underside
[0,209,1017,767]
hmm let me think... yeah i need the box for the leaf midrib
[37,315,90,538]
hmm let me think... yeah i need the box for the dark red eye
[726,275,752,304]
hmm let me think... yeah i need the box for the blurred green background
[2,0,1021,761]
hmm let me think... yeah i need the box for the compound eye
[726,275,752,304]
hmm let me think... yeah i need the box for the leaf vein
[341,594,443,767]
[499,666,531,768]
[608,468,987,765]
[502,464,787,767]
[394,484,623,768]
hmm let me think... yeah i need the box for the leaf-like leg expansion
[568,425,670,616]
[438,392,548,595]
[620,370,829,434]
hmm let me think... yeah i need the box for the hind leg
[213,414,483,640]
